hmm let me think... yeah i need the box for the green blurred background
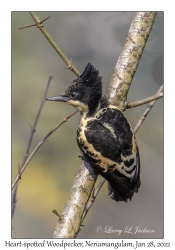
[12,12,163,238]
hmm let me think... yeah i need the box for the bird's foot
[78,151,88,162]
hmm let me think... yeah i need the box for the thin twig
[29,12,80,77]
[127,92,163,109]
[12,111,78,190]
[12,76,52,217]
[19,16,50,29]
[134,85,163,134]
[82,178,105,222]
[26,76,52,161]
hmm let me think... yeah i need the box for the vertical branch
[54,162,98,238]
[106,12,157,111]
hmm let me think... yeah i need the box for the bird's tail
[98,166,141,202]
[107,178,141,202]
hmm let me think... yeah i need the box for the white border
[1,1,174,248]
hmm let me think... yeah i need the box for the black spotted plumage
[46,63,141,202]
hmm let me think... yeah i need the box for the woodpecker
[46,63,140,202]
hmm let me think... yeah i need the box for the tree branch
[19,16,51,29]
[29,12,80,77]
[12,110,78,190]
[53,161,98,238]
[106,12,157,111]
[81,178,105,223]
[127,92,163,109]
[12,76,52,217]
[134,85,163,134]
[18,12,97,237]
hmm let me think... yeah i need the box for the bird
[46,63,141,202]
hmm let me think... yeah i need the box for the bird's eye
[70,92,79,99]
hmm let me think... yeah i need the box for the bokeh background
[12,12,163,238]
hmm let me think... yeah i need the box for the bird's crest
[65,63,101,96]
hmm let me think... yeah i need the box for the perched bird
[46,63,140,202]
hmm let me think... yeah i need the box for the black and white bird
[46,63,141,202]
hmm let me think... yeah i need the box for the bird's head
[46,63,102,116]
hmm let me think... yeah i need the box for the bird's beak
[45,95,70,102]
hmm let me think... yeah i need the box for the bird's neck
[84,102,101,118]
[80,110,94,120]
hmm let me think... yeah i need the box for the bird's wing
[80,108,140,201]
[84,108,137,168]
